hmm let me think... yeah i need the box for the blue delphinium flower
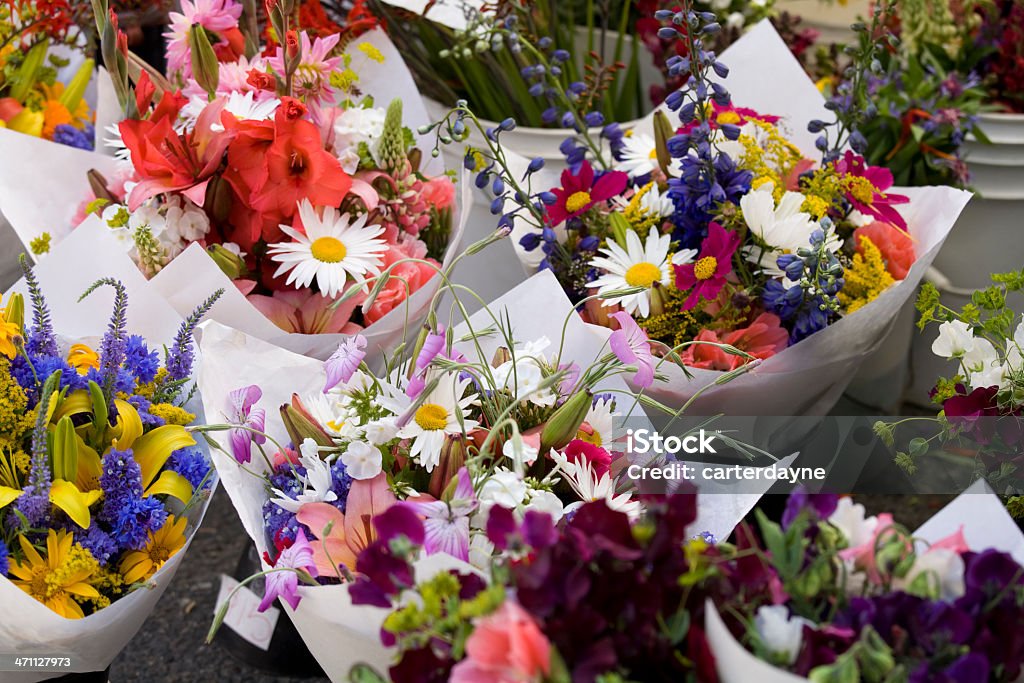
[668,151,752,248]
[168,447,211,491]
[52,123,95,151]
[764,225,844,344]
[79,526,119,566]
[128,395,165,427]
[113,497,167,550]
[263,466,304,547]
[123,335,160,383]
[0,538,7,576]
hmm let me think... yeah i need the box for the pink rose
[421,176,456,210]
[363,238,438,325]
[450,601,551,683]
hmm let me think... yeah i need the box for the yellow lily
[0,484,22,509]
[7,108,44,137]
[145,470,194,505]
[67,344,100,375]
[131,425,196,492]
[49,479,101,529]
[111,399,143,450]
[74,436,102,493]
[51,389,92,423]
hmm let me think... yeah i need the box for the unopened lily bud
[87,169,115,202]
[206,244,247,280]
[541,390,593,453]
[608,212,631,250]
[204,175,233,223]
[280,394,333,448]
[653,111,674,175]
[189,24,220,97]
[648,283,666,318]
[490,346,512,368]
[429,436,467,499]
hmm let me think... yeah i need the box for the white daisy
[611,182,675,219]
[552,451,641,521]
[578,396,615,449]
[270,438,338,513]
[393,372,479,472]
[587,229,676,318]
[740,183,839,280]
[104,123,132,161]
[268,200,388,298]
[615,132,660,178]
[180,91,280,131]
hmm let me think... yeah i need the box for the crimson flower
[674,221,740,310]
[545,160,628,226]
[834,151,910,231]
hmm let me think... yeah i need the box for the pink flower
[165,0,244,76]
[406,325,447,398]
[227,385,266,463]
[834,151,910,231]
[682,313,789,371]
[267,32,342,104]
[363,238,438,325]
[674,221,740,311]
[838,513,897,583]
[324,335,367,392]
[609,310,655,388]
[403,468,478,562]
[421,176,456,210]
[564,439,612,479]
[545,160,628,226]
[247,289,365,335]
[259,529,319,612]
[450,600,552,683]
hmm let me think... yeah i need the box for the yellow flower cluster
[839,236,894,314]
[0,359,33,454]
[134,368,168,400]
[623,182,663,238]
[149,403,196,426]
[737,119,804,202]
[357,42,385,63]
[798,167,846,219]
[640,286,702,347]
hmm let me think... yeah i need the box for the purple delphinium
[20,257,57,357]
[17,372,61,527]
[80,278,129,401]
[0,538,7,576]
[52,123,95,150]
[123,335,160,383]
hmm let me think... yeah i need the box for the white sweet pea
[754,605,811,665]
[479,468,529,510]
[896,548,965,600]
[341,441,383,480]
[492,338,558,407]
[364,417,399,445]
[932,320,975,359]
[828,497,879,547]
[524,488,564,521]
[270,438,338,513]
[962,337,1003,390]
[502,434,539,470]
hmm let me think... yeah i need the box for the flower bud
[541,390,593,453]
[3,292,24,331]
[280,394,333,448]
[428,435,467,498]
[189,24,221,97]
[206,244,247,280]
[653,110,675,174]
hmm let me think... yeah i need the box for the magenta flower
[674,221,740,310]
[259,529,319,612]
[227,385,266,464]
[833,151,910,231]
[324,335,367,393]
[609,311,655,388]
[545,161,628,226]
[406,326,447,398]
[402,467,478,562]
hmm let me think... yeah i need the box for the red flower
[674,222,740,310]
[678,101,780,135]
[119,95,233,210]
[853,221,915,279]
[545,160,628,226]
[834,151,910,231]
[682,313,789,371]
[564,439,612,479]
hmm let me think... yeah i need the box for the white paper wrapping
[0,218,217,681]
[706,482,1024,683]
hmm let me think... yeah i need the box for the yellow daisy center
[414,403,449,431]
[575,425,602,447]
[648,148,658,159]
[624,262,662,288]
[717,111,741,125]
[310,236,348,263]
[565,190,592,214]
[693,256,718,281]
[148,544,172,564]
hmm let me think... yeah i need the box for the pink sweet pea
[324,335,367,392]
[227,385,266,463]
[259,529,318,612]
[609,311,655,388]
[450,600,552,683]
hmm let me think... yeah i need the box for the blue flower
[79,526,119,566]
[0,538,8,577]
[128,395,165,427]
[113,497,167,550]
[168,447,211,491]
[52,124,95,151]
[13,486,50,529]
[124,335,160,383]
[100,448,145,525]
[330,459,353,513]
[10,354,87,403]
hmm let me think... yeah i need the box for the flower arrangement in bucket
[0,0,96,149]
[0,256,219,673]
[429,4,970,414]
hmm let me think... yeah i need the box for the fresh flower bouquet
[2,0,467,362]
[0,251,219,676]
[877,269,1024,514]
[331,481,1024,683]
[705,487,1024,683]
[0,0,96,149]
[440,10,969,414]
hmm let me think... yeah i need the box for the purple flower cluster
[123,335,160,384]
[51,123,95,151]
[168,447,212,491]
[0,538,7,577]
[98,448,168,549]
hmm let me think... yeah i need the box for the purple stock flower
[402,468,477,562]
[324,335,367,393]
[259,529,319,612]
[227,385,267,464]
[609,311,655,388]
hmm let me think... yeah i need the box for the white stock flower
[364,417,399,445]
[479,469,529,511]
[270,438,338,513]
[341,441,383,480]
